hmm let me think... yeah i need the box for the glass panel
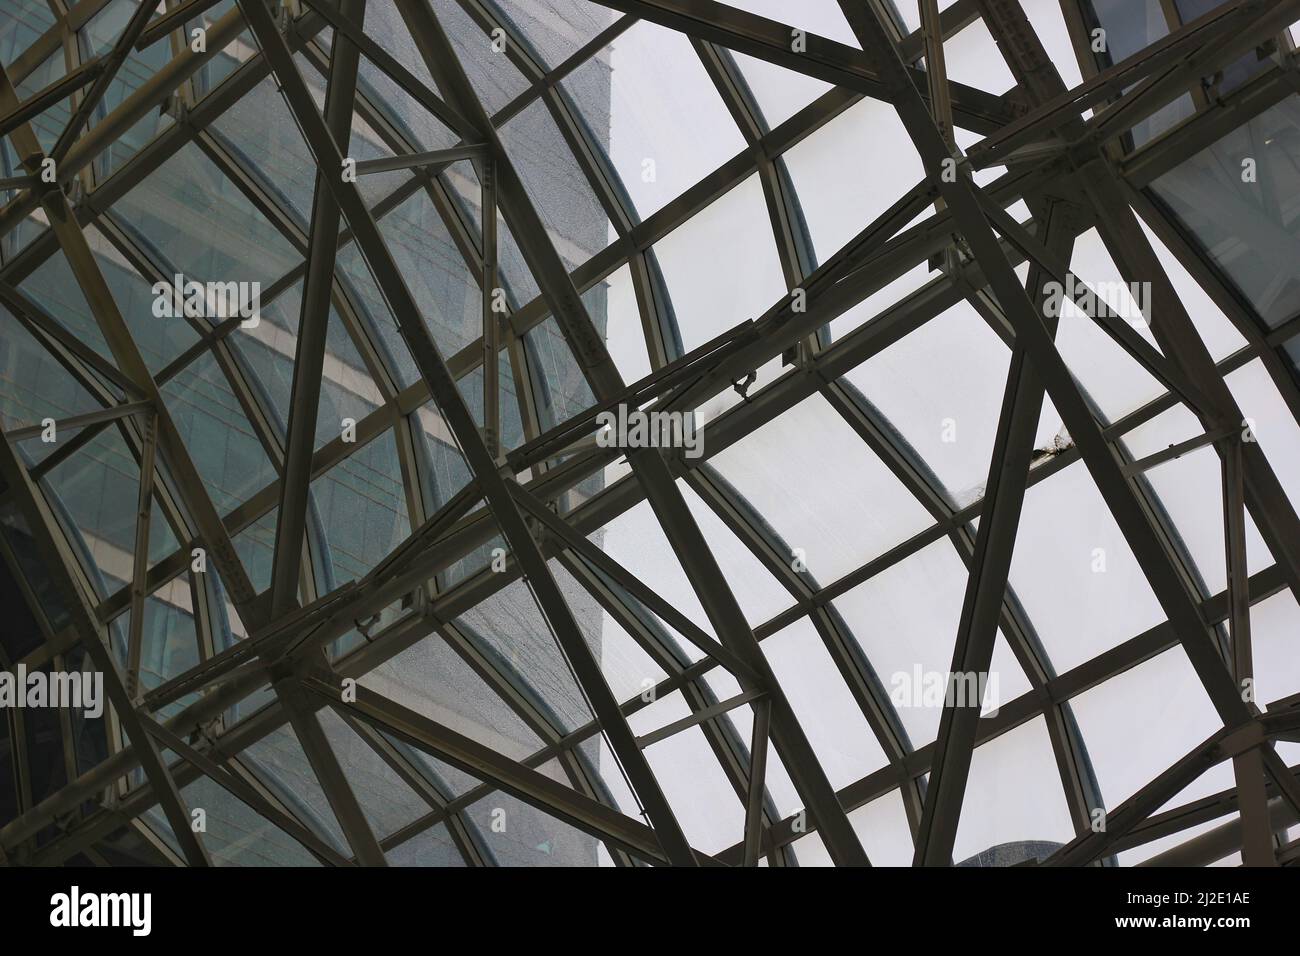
[653,173,786,355]
[952,716,1076,865]
[710,393,934,583]
[1007,460,1166,673]
[733,50,832,131]
[492,1,618,70]
[309,428,410,587]
[1070,647,1223,809]
[628,690,745,853]
[162,350,278,516]
[833,538,1029,745]
[1149,96,1300,329]
[562,19,746,219]
[387,823,467,866]
[783,95,924,264]
[500,97,613,264]
[842,300,1012,507]
[360,632,545,762]
[760,617,889,789]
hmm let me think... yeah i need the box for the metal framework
[0,0,1298,867]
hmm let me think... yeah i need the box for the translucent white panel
[713,0,861,47]
[630,691,746,853]
[835,538,1030,744]
[1008,460,1166,673]
[1023,0,1083,90]
[848,788,915,865]
[596,498,719,649]
[842,301,1012,507]
[1052,295,1164,425]
[894,0,961,34]
[953,716,1076,864]
[761,617,890,789]
[791,831,835,866]
[1120,401,1204,460]
[1070,647,1223,808]
[711,393,934,582]
[784,96,925,263]
[563,20,746,218]
[677,478,797,628]
[1141,445,1271,596]
[1250,590,1300,708]
[594,608,670,705]
[943,17,1016,95]
[654,173,786,353]
[731,51,833,129]
[1226,360,1300,511]
[587,263,651,382]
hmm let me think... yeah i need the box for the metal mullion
[1233,746,1278,865]
[125,410,158,700]
[0,3,259,241]
[741,697,770,866]
[295,36,489,293]
[1122,181,1300,427]
[49,0,157,164]
[911,194,1080,864]
[482,154,500,459]
[136,0,227,53]
[1079,167,1300,609]
[413,4,881,855]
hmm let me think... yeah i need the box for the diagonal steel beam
[273,674,387,866]
[912,196,1080,865]
[298,671,700,865]
[586,0,1014,134]
[267,0,366,620]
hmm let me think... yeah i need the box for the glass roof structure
[0,0,1298,868]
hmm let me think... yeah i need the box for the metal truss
[0,0,1299,867]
